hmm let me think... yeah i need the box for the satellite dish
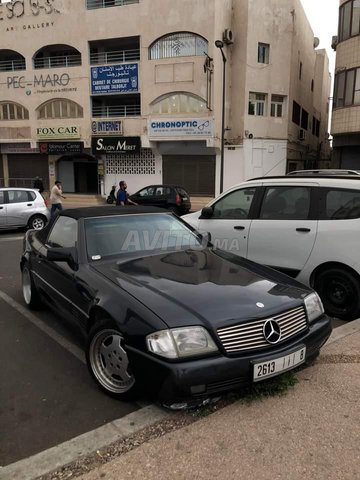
[314,37,320,48]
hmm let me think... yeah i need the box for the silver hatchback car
[0,188,50,230]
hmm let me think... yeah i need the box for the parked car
[184,175,360,320]
[21,206,331,405]
[128,185,191,215]
[287,169,360,176]
[0,187,50,230]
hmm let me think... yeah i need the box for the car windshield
[85,213,202,260]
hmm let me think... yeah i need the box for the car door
[0,191,6,226]
[247,184,318,276]
[197,185,260,257]
[35,215,81,320]
[132,186,156,206]
[6,190,35,227]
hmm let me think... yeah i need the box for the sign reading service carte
[39,142,83,155]
[91,64,139,95]
[148,119,213,138]
[92,137,141,155]
[91,120,123,136]
[37,126,81,140]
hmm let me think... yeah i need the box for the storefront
[148,118,216,196]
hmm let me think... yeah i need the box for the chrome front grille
[217,306,308,354]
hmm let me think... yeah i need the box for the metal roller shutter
[8,154,49,189]
[163,155,215,196]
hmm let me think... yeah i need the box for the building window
[270,95,285,117]
[37,99,83,119]
[0,102,29,120]
[299,61,303,80]
[150,92,207,114]
[258,43,270,64]
[149,32,208,60]
[311,79,314,92]
[339,0,360,42]
[248,93,266,116]
[86,0,139,10]
[292,101,301,125]
[334,67,360,108]
[301,109,309,130]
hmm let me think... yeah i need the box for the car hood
[90,248,310,330]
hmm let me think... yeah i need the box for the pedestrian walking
[50,180,66,217]
[116,180,137,206]
[33,176,44,194]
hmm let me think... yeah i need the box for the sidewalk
[78,322,360,480]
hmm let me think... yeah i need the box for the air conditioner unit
[299,129,306,141]
[223,29,234,45]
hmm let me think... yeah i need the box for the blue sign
[91,64,139,95]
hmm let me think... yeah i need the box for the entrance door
[163,155,215,195]
[74,162,98,193]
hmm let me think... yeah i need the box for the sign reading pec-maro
[0,0,60,21]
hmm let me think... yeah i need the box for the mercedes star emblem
[263,319,282,344]
[256,302,265,308]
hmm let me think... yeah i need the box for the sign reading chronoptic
[148,118,213,137]
[91,64,139,95]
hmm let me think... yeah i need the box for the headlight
[146,327,218,359]
[305,292,324,323]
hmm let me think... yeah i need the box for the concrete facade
[0,0,331,197]
[331,0,360,168]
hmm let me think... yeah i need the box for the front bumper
[127,314,332,402]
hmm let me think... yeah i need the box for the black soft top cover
[59,206,166,220]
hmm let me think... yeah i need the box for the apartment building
[0,0,331,198]
[332,0,360,168]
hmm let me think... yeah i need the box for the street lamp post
[215,40,226,194]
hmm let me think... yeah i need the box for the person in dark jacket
[33,176,44,194]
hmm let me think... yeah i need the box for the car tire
[315,267,360,320]
[22,263,43,310]
[28,214,47,230]
[86,319,138,400]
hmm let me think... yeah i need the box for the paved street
[0,230,140,467]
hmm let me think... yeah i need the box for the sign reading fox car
[36,126,80,140]
[91,137,141,155]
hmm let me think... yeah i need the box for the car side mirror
[47,247,78,270]
[201,207,214,219]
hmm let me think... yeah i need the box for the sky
[300,0,339,78]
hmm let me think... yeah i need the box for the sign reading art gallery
[91,64,139,95]
[92,137,141,155]
[37,126,81,140]
[148,118,213,138]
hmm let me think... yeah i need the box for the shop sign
[0,142,39,154]
[36,126,80,140]
[148,118,213,138]
[91,120,123,136]
[39,142,83,155]
[0,0,60,23]
[91,136,140,155]
[91,64,138,95]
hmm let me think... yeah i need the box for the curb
[0,405,169,480]
[326,318,360,345]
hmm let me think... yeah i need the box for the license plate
[253,346,306,382]
[182,197,188,200]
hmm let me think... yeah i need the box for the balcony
[0,50,26,72]
[92,104,141,117]
[90,49,140,65]
[89,36,140,66]
[33,45,81,70]
[34,54,81,69]
[86,0,139,9]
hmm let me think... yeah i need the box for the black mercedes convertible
[21,206,331,404]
